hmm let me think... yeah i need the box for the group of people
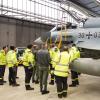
[48,43,80,98]
[0,42,80,98]
[0,46,20,86]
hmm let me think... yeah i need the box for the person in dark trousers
[69,44,80,87]
[53,46,70,98]
[49,44,55,85]
[32,45,39,84]
[23,44,35,90]
[15,48,19,79]
[0,46,8,85]
[6,46,20,87]
[37,43,50,95]
[49,44,60,85]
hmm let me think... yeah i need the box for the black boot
[25,85,34,90]
[16,77,19,79]
[76,80,79,85]
[58,94,62,98]
[35,81,39,84]
[3,80,7,83]
[0,80,3,85]
[42,90,49,95]
[62,92,67,98]
[12,83,20,87]
[32,80,35,83]
[49,80,54,85]
[69,81,77,87]
[9,82,13,86]
[69,84,77,87]
[0,82,3,85]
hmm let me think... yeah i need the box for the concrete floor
[0,67,100,100]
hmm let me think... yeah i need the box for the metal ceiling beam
[60,6,82,23]
[90,5,99,9]
[0,7,66,25]
[51,0,100,17]
[84,1,95,5]
[67,0,100,17]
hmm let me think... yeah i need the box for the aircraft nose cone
[34,31,51,44]
[41,32,51,42]
[34,37,44,44]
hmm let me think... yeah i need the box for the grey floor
[0,67,100,100]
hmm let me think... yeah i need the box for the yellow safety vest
[49,47,60,65]
[0,50,6,65]
[23,49,35,67]
[75,49,80,59]
[54,51,70,77]
[49,48,54,63]
[6,50,17,67]
[69,46,80,62]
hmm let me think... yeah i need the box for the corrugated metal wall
[0,15,53,48]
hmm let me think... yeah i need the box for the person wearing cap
[53,46,70,98]
[0,46,8,85]
[23,44,35,90]
[6,46,20,86]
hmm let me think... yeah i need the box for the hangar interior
[0,1,100,100]
[0,0,100,47]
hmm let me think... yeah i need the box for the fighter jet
[34,17,100,76]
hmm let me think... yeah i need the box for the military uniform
[23,48,35,90]
[0,50,6,85]
[53,50,70,98]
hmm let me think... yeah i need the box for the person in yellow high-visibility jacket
[49,44,60,85]
[14,48,19,79]
[6,46,20,87]
[23,44,35,90]
[53,46,70,98]
[69,44,80,87]
[0,46,8,85]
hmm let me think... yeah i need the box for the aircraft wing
[76,41,100,50]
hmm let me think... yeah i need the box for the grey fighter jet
[34,17,100,76]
